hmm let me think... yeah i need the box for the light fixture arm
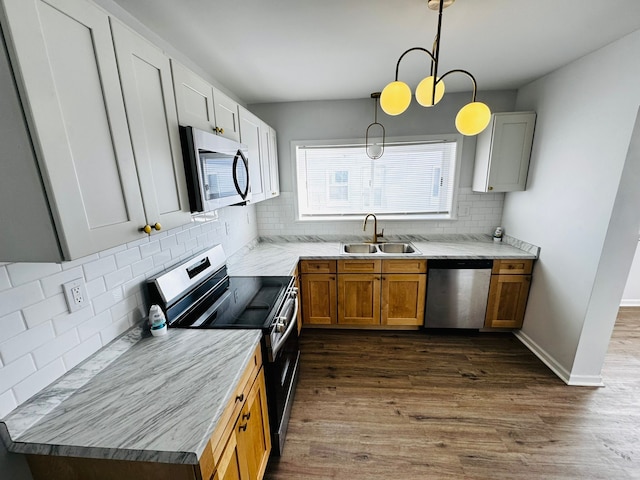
[437,68,479,102]
[393,47,436,81]
[366,92,385,159]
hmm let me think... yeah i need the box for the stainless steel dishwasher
[424,259,493,329]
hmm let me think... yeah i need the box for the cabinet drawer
[198,343,262,480]
[300,259,337,274]
[338,259,382,273]
[382,259,427,274]
[492,259,533,275]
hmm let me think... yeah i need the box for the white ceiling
[109,0,640,105]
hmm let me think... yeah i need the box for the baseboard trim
[620,299,640,307]
[514,330,604,387]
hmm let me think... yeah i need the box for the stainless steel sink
[378,243,417,254]
[342,243,378,254]
[340,242,421,255]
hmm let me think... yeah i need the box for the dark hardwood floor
[265,309,640,479]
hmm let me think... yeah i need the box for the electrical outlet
[63,278,89,313]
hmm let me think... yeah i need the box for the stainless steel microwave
[179,126,250,212]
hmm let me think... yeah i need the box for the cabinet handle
[235,393,244,403]
[488,186,494,191]
[242,412,251,421]
[215,126,225,135]
[141,223,162,234]
[238,423,248,432]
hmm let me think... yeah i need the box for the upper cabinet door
[212,87,240,142]
[171,60,217,133]
[264,125,280,199]
[472,112,536,193]
[1,0,146,259]
[171,61,240,141]
[239,106,266,203]
[111,20,191,232]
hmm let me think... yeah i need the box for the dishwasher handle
[428,259,493,269]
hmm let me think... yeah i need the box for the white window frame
[291,135,464,222]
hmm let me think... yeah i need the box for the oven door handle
[270,295,299,360]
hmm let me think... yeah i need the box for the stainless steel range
[146,245,300,455]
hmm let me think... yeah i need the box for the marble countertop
[227,234,539,276]
[0,327,262,465]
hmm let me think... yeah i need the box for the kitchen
[2,0,640,478]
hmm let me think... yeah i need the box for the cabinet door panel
[239,107,266,203]
[171,60,216,132]
[338,274,380,325]
[215,429,243,480]
[237,370,271,480]
[213,88,240,142]
[111,21,190,231]
[382,274,426,326]
[301,274,337,325]
[3,0,145,258]
[485,275,531,329]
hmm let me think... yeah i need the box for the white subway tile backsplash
[0,281,44,318]
[0,389,17,419]
[0,266,10,292]
[6,263,61,287]
[0,312,26,343]
[0,322,55,364]
[114,248,142,269]
[63,334,102,371]
[0,355,36,394]
[22,293,68,328]
[32,329,79,369]
[104,266,133,291]
[52,306,95,335]
[40,266,84,298]
[13,358,66,404]
[83,256,117,282]
[0,209,258,417]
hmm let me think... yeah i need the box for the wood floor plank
[265,311,640,479]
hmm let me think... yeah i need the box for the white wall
[503,29,640,384]
[249,91,517,237]
[621,239,640,306]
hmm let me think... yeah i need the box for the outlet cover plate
[63,278,89,313]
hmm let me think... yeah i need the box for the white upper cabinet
[0,0,190,262]
[110,20,191,232]
[239,106,267,203]
[472,112,536,193]
[263,124,280,200]
[171,61,240,141]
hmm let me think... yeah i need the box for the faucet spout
[363,213,383,244]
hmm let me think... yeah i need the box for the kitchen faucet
[363,213,384,244]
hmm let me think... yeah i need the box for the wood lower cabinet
[484,259,533,329]
[300,260,337,325]
[300,259,427,328]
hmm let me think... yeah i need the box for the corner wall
[504,29,640,384]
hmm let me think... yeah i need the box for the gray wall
[504,29,640,384]
[249,91,517,238]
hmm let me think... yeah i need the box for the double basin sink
[341,242,421,255]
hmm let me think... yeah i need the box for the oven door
[264,323,300,456]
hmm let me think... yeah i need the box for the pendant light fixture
[365,92,385,159]
[380,0,491,136]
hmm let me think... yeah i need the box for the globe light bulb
[367,143,383,159]
[380,81,411,116]
[415,76,445,107]
[455,102,491,136]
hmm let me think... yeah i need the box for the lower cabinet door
[337,274,381,325]
[301,274,337,325]
[381,274,426,326]
[236,370,271,480]
[485,274,531,328]
[214,429,243,480]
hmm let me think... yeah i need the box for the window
[294,136,460,220]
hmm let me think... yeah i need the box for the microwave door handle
[232,150,250,200]
[270,296,299,360]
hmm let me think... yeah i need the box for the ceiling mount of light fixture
[380,0,491,136]
[366,92,385,159]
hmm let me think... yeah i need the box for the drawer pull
[239,423,248,432]
[235,393,244,403]
[242,412,251,421]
